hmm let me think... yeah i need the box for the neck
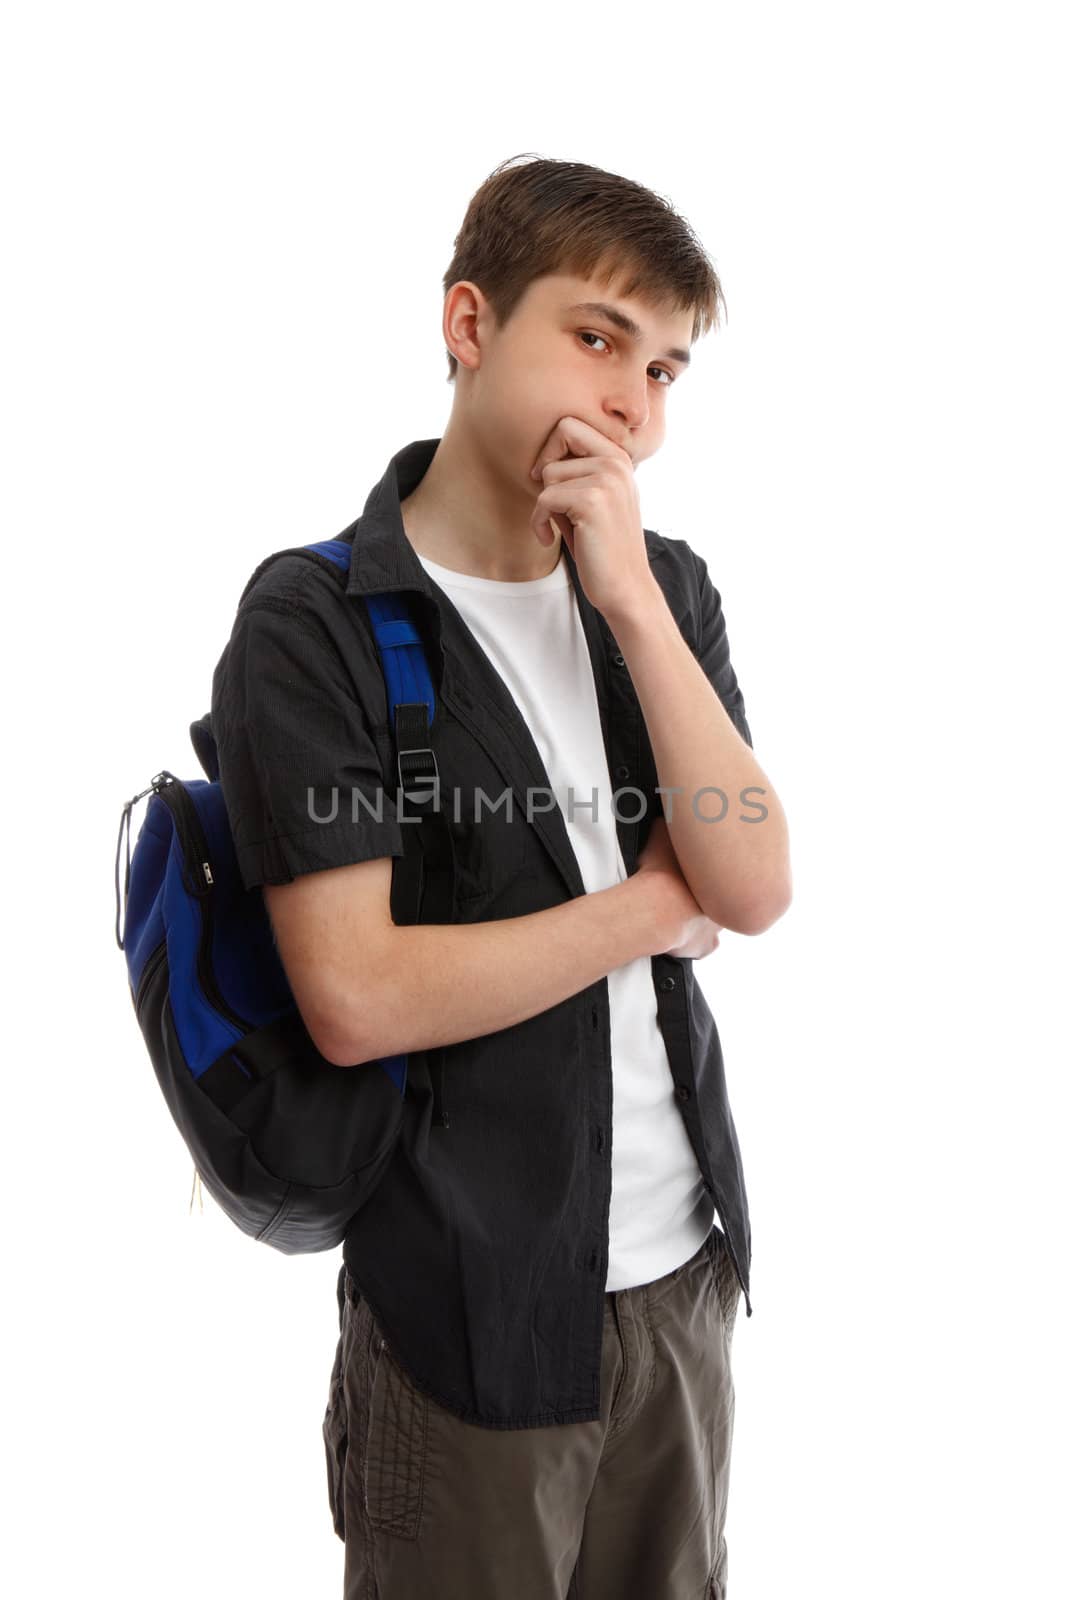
[400,421,561,582]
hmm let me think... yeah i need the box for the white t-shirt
[415,547,716,1290]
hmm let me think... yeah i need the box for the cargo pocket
[322,1265,358,1543]
[364,1329,429,1539]
[707,1225,742,1348]
[322,1326,348,1541]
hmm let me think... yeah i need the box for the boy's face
[453,268,695,497]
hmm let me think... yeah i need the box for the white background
[3,2,1064,1595]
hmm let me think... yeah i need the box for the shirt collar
[344,437,441,601]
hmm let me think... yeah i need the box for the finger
[531,418,592,479]
[530,424,564,482]
[531,508,574,548]
[532,455,595,483]
[530,484,578,541]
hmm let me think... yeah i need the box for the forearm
[337,874,662,1065]
[610,583,792,934]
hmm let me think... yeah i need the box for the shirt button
[658,975,676,993]
[615,764,630,780]
[676,1085,691,1103]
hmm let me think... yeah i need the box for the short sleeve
[210,598,406,889]
[691,550,754,750]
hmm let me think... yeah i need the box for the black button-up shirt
[210,436,756,1430]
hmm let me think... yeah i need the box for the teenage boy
[211,155,791,1600]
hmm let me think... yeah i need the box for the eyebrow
[562,300,692,366]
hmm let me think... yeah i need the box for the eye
[577,331,675,385]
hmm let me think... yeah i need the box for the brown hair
[441,153,727,384]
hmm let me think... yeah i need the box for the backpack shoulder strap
[192,538,439,812]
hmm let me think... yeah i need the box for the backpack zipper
[151,773,253,1036]
[133,938,167,1018]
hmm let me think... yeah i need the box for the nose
[605,387,649,439]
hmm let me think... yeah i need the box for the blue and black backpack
[114,537,454,1254]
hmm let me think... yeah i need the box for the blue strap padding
[364,592,436,724]
[375,619,421,649]
[364,595,435,726]
[301,538,354,570]
[297,539,435,724]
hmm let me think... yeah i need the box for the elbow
[311,933,404,1066]
[731,899,788,937]
[307,989,388,1070]
[711,874,793,937]
[317,1008,392,1068]
[732,878,793,936]
[306,1010,359,1068]
[316,1028,377,1069]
